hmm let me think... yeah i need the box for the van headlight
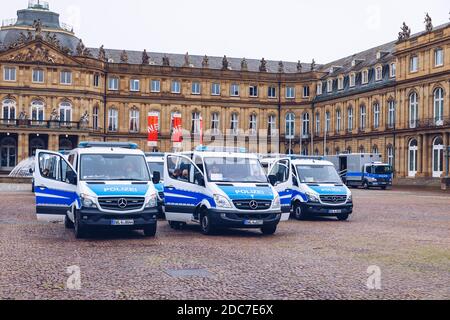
[80,194,97,208]
[145,194,158,208]
[306,192,320,203]
[347,194,353,202]
[272,195,281,209]
[214,194,232,208]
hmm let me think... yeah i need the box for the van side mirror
[268,175,277,186]
[152,171,161,185]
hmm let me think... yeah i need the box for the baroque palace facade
[0,1,449,180]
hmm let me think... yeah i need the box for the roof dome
[0,1,79,53]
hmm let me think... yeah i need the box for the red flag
[147,112,159,147]
[172,113,183,146]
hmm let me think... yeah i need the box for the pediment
[0,40,82,67]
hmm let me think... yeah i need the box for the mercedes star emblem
[249,200,258,210]
[118,198,128,209]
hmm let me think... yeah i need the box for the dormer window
[338,76,344,90]
[327,79,333,93]
[361,70,369,84]
[349,73,356,87]
[316,82,323,95]
[375,66,383,81]
[390,63,396,78]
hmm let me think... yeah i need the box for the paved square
[0,188,449,300]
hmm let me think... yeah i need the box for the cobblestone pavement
[0,188,449,300]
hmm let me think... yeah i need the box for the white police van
[33,142,160,238]
[145,152,165,217]
[262,156,353,221]
[164,146,288,235]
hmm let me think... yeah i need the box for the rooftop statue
[241,58,248,71]
[183,52,190,67]
[278,61,284,73]
[120,50,128,63]
[310,59,316,71]
[33,19,43,39]
[142,49,150,65]
[398,22,411,41]
[98,45,106,61]
[297,60,302,72]
[162,55,170,66]
[222,55,229,70]
[259,58,267,72]
[425,13,433,32]
[202,55,209,68]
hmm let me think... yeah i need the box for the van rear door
[33,150,78,222]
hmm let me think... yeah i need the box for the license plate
[329,210,342,214]
[244,220,264,226]
[111,220,134,226]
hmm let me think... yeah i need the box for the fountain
[8,157,35,178]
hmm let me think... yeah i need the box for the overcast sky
[2,0,449,63]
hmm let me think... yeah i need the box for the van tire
[337,213,350,221]
[65,212,74,229]
[293,202,308,221]
[74,210,87,239]
[261,225,277,235]
[200,210,216,235]
[143,223,157,237]
[362,181,369,189]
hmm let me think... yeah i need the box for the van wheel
[200,210,216,235]
[362,181,369,189]
[143,223,157,237]
[261,225,277,235]
[74,210,87,239]
[337,213,349,221]
[65,210,74,229]
[293,202,308,221]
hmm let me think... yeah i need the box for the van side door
[268,158,292,214]
[33,150,78,222]
[164,154,210,223]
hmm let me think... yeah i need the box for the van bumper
[77,208,158,229]
[303,203,353,216]
[208,209,281,229]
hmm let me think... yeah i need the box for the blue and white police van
[262,156,353,221]
[163,146,288,235]
[33,142,160,238]
[146,152,165,218]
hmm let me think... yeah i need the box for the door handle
[166,186,175,189]
[37,185,47,190]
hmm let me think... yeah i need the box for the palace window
[387,100,396,128]
[387,145,394,167]
[349,73,356,87]
[375,66,382,81]
[130,79,140,92]
[359,105,367,130]
[2,99,16,122]
[347,107,354,131]
[171,80,181,94]
[230,113,239,135]
[410,55,419,72]
[211,112,220,134]
[268,86,277,98]
[409,92,419,128]
[390,63,396,78]
[32,69,44,83]
[192,82,201,95]
[285,113,295,139]
[434,48,444,67]
[59,102,72,123]
[211,83,221,96]
[325,111,331,133]
[3,67,16,82]
[108,108,118,132]
[433,88,444,124]
[315,112,320,134]
[327,79,333,92]
[249,85,258,97]
[268,115,277,136]
[249,114,258,134]
[92,106,99,130]
[303,86,310,98]
[191,112,201,134]
[60,71,72,85]
[361,70,369,84]
[316,82,322,95]
[93,73,100,87]
[302,113,310,136]
[151,80,161,93]
[129,108,140,133]
[108,77,119,90]
[230,83,240,96]
[338,77,344,90]
[336,110,342,132]
[286,86,295,99]
[30,100,44,122]
[373,103,380,129]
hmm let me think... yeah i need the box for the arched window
[409,92,419,128]
[359,104,367,130]
[92,106,99,130]
[249,113,258,135]
[408,139,418,177]
[302,113,310,136]
[347,106,353,131]
[325,111,331,133]
[359,145,366,154]
[315,112,320,134]
[372,145,379,154]
[191,112,201,134]
[387,145,394,167]
[0,137,17,170]
[387,100,396,128]
[211,112,220,134]
[285,113,295,139]
[432,137,444,178]
[59,101,72,123]
[129,107,140,133]
[230,113,239,135]
[267,114,276,136]
[30,100,44,123]
[433,88,444,124]
[346,146,352,154]
[2,99,16,123]
[336,109,342,132]
[373,103,380,129]
[108,108,118,132]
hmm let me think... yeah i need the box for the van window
[269,160,290,183]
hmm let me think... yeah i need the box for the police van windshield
[296,165,342,184]
[80,154,150,181]
[147,162,164,181]
[372,165,393,174]
[204,157,267,183]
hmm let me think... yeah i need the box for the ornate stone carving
[424,13,433,32]
[120,50,128,63]
[241,58,248,71]
[310,59,316,71]
[80,110,89,127]
[222,55,229,70]
[8,43,60,64]
[142,49,150,65]
[398,22,411,41]
[33,19,43,39]
[50,108,60,121]
[278,61,284,73]
[297,60,302,72]
[76,39,85,55]
[202,55,209,68]
[45,32,60,48]
[18,108,28,120]
[98,45,106,61]
[259,58,267,72]
[162,54,170,66]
